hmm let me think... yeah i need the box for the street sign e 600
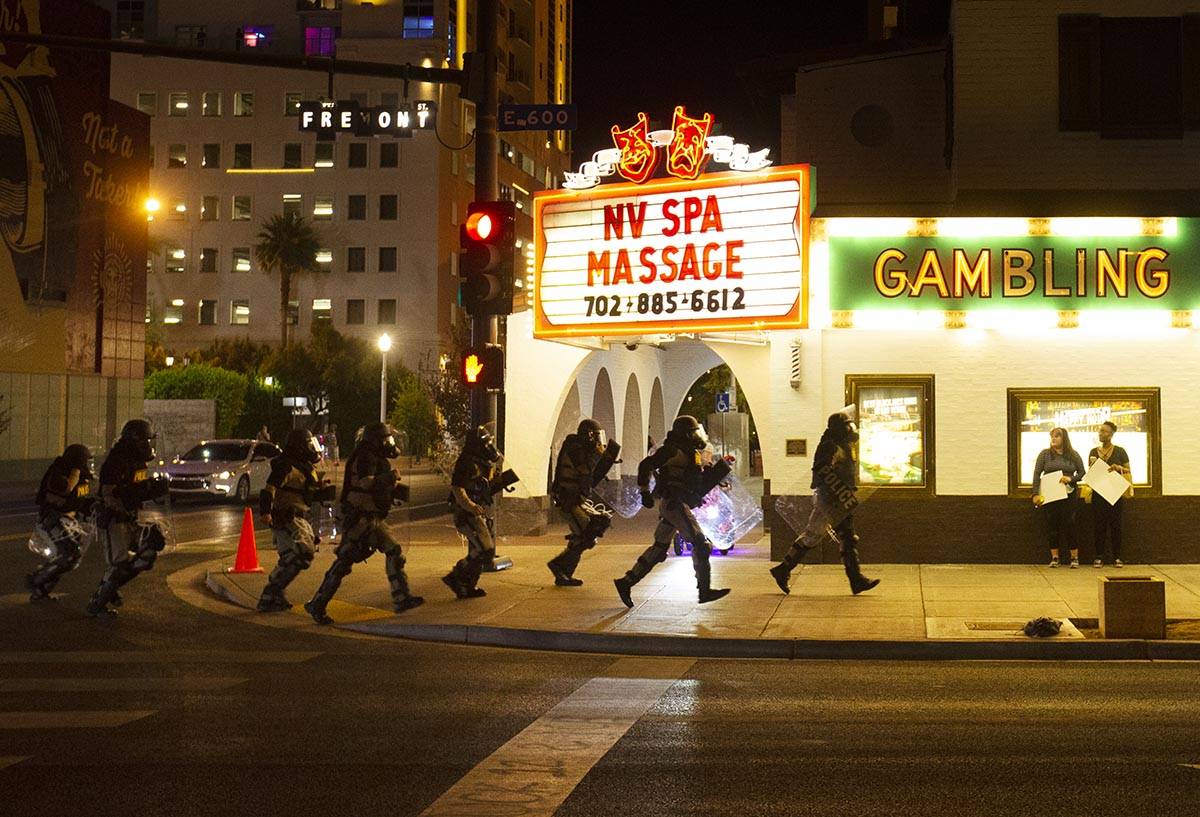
[498,104,578,132]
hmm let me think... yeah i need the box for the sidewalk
[193,515,1200,659]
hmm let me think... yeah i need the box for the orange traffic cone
[227,507,264,573]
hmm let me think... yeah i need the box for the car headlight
[214,470,232,480]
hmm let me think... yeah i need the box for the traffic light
[460,343,504,390]
[458,200,516,316]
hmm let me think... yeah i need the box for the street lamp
[144,197,160,222]
[377,333,392,422]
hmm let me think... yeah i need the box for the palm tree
[254,212,321,348]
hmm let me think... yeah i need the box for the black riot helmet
[285,428,322,464]
[361,422,401,459]
[577,419,607,453]
[826,410,859,444]
[62,444,92,478]
[464,425,501,462]
[669,415,708,450]
[120,419,157,461]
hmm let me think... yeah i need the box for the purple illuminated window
[305,26,338,56]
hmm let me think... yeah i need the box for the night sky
[570,0,868,164]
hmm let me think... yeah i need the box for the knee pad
[129,549,157,575]
[583,513,612,541]
[138,523,168,554]
[647,542,670,565]
[691,538,713,559]
[286,548,315,571]
[383,547,405,569]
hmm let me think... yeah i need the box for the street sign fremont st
[498,103,578,131]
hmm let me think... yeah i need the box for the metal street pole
[471,0,500,434]
[378,334,392,423]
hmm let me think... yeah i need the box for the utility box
[1099,576,1166,639]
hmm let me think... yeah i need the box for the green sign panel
[828,218,1200,310]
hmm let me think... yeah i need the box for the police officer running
[305,422,422,624]
[614,415,732,608]
[547,419,621,586]
[256,429,335,612]
[26,444,95,601]
[442,426,519,599]
[85,420,170,617]
[769,408,880,596]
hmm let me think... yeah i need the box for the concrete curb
[202,569,1200,660]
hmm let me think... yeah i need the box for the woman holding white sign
[1031,428,1086,568]
[1086,421,1131,568]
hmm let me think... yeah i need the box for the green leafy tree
[187,338,274,375]
[145,364,249,438]
[254,212,321,349]
[389,370,437,458]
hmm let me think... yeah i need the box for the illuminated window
[200,248,218,272]
[168,144,187,168]
[174,25,205,47]
[846,374,935,494]
[380,142,398,168]
[282,193,302,219]
[165,246,186,274]
[314,142,334,168]
[230,299,251,325]
[233,143,252,169]
[1007,388,1161,495]
[313,196,333,220]
[403,0,435,39]
[287,300,299,326]
[379,194,397,220]
[377,298,396,324]
[284,92,303,117]
[312,298,332,322]
[232,248,251,273]
[316,249,333,271]
[346,299,365,325]
[198,299,217,325]
[378,247,397,273]
[163,301,183,324]
[347,247,365,272]
[136,92,156,116]
[234,92,254,117]
[200,196,218,221]
[283,143,302,168]
[232,196,251,221]
[241,25,273,48]
[168,91,189,116]
[202,143,220,169]
[304,26,338,57]
[348,142,367,168]
[202,91,222,116]
[168,198,187,220]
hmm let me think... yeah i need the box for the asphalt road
[2,506,1199,816]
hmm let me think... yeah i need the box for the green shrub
[145,365,248,438]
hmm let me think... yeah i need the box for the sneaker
[1114,559,1124,568]
[1093,559,1104,568]
[1070,558,1079,569]
[1049,557,1060,568]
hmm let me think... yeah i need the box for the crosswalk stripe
[418,657,694,817]
[0,651,319,664]
[0,711,156,729]
[0,677,248,692]
[0,756,31,770]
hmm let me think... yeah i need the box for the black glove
[148,476,170,500]
[604,439,621,459]
[640,490,654,509]
[314,483,337,502]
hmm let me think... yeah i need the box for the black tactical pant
[308,513,414,614]
[778,491,869,587]
[450,510,495,590]
[259,516,316,609]
[621,498,716,592]
[1092,495,1123,561]
[87,519,166,613]
[548,499,611,578]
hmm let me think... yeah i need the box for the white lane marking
[418,657,694,817]
[0,677,248,692]
[0,651,319,664]
[0,756,31,770]
[0,711,156,729]
[1181,763,1200,770]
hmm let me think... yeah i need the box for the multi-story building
[102,0,572,370]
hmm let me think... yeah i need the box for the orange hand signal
[464,353,484,384]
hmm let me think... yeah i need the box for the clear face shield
[694,425,709,447]
[595,428,608,451]
[307,435,324,462]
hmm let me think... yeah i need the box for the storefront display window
[1007,388,1160,495]
[846,375,935,494]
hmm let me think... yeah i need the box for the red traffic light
[464,211,495,242]
[460,344,504,390]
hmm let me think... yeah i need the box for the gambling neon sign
[563,106,771,190]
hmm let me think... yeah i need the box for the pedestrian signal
[460,344,504,390]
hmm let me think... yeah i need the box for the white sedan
[161,439,282,503]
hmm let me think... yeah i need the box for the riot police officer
[547,419,620,586]
[305,422,422,625]
[614,416,731,608]
[769,408,880,595]
[257,428,335,612]
[85,420,170,617]
[26,444,95,600]
[442,426,518,599]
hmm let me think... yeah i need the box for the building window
[304,26,338,57]
[202,91,222,116]
[200,248,218,272]
[287,300,299,326]
[168,144,187,168]
[380,142,398,168]
[379,194,398,220]
[283,143,302,168]
[378,246,397,273]
[241,25,273,48]
[231,299,251,325]
[845,374,935,495]
[232,248,251,273]
[313,196,333,220]
[347,247,366,272]
[232,196,252,221]
[168,91,189,115]
[377,299,396,324]
[284,92,303,117]
[348,142,367,168]
[312,298,332,322]
[202,143,220,169]
[136,92,156,116]
[165,247,186,274]
[115,1,145,39]
[234,92,254,117]
[403,1,435,38]
[163,300,184,324]
[314,142,334,168]
[347,195,366,220]
[233,143,253,169]
[168,198,187,220]
[174,25,206,47]
[198,299,217,325]
[346,299,365,325]
[282,193,302,219]
[316,249,333,271]
[201,195,219,221]
[381,92,399,109]
[1007,387,1161,496]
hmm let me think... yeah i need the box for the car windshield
[179,443,250,462]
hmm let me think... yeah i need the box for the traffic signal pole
[472,0,501,436]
